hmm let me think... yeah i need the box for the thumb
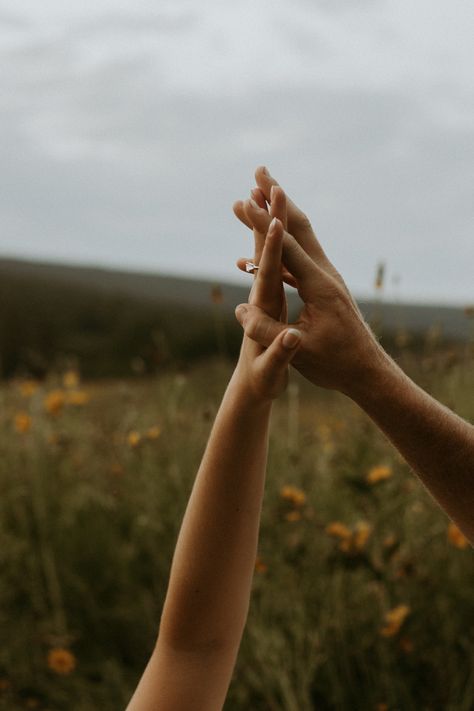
[258,328,301,395]
[234,303,285,348]
[257,328,302,383]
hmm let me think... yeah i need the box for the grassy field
[0,344,473,710]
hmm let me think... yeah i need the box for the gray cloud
[0,11,31,28]
[70,10,201,37]
[297,0,379,12]
[0,0,473,305]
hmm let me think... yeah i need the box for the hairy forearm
[157,368,271,653]
[348,348,474,542]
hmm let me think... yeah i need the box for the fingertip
[234,304,248,323]
[272,185,287,205]
[267,217,283,244]
[251,187,269,211]
[233,201,254,230]
[232,200,244,220]
[247,197,260,211]
[268,216,278,233]
[282,328,302,349]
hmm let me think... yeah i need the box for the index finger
[250,217,284,319]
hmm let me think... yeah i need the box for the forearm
[348,347,474,542]
[157,367,271,653]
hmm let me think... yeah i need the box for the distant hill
[0,257,470,341]
[0,257,471,379]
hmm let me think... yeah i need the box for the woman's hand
[243,181,289,319]
[234,215,302,402]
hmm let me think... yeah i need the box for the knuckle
[245,313,267,344]
[244,314,259,339]
[252,317,273,346]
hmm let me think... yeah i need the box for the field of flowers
[0,344,473,710]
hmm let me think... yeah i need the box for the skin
[126,213,301,710]
[233,166,474,544]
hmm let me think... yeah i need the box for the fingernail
[262,166,269,176]
[282,328,301,349]
[249,198,259,210]
[270,185,276,201]
[268,217,278,235]
[235,304,248,321]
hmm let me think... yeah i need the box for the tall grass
[0,347,473,710]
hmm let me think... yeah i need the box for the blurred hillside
[0,257,471,379]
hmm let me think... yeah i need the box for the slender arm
[348,347,474,541]
[158,370,271,652]
[126,370,272,710]
[126,215,300,711]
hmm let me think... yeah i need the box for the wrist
[230,362,274,411]
[342,342,399,405]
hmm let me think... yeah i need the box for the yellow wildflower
[285,510,302,523]
[376,704,389,711]
[326,520,372,554]
[14,412,32,434]
[146,425,161,440]
[325,521,352,540]
[380,604,410,637]
[280,485,306,507]
[0,678,11,691]
[255,556,268,574]
[19,379,39,398]
[352,521,372,551]
[44,390,65,416]
[63,370,80,389]
[367,465,392,484]
[127,431,141,448]
[47,647,76,675]
[65,390,90,406]
[447,522,469,550]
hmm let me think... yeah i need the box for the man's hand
[233,166,383,397]
[233,167,474,547]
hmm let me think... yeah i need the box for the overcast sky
[1,0,473,304]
